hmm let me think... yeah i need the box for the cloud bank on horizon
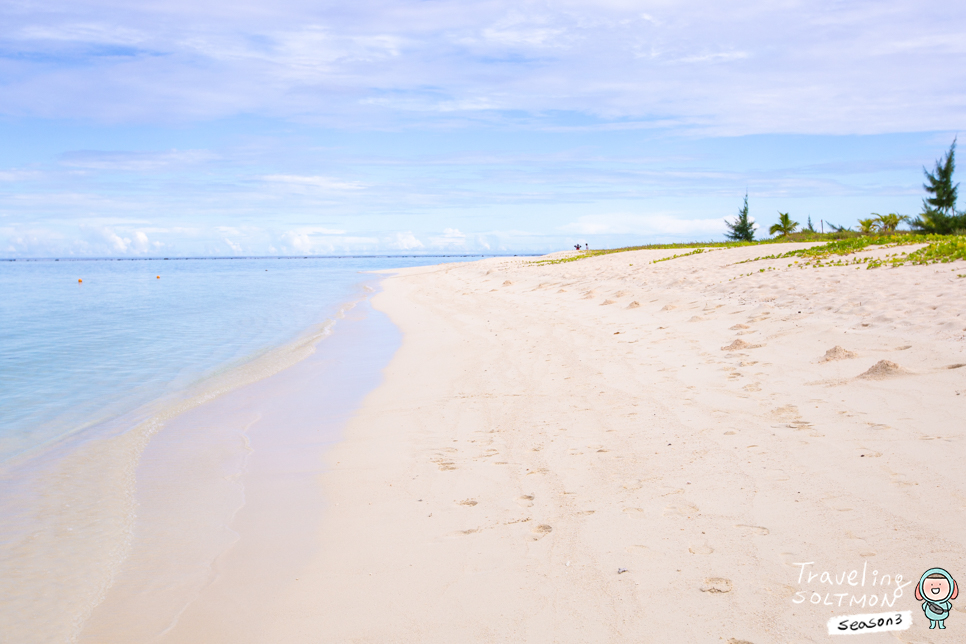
[1,0,964,256]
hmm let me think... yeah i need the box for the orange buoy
[156,276,160,279]
[78,279,82,283]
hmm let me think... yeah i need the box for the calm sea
[0,255,491,463]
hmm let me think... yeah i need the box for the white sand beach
[246,246,965,643]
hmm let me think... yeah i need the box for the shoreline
[0,277,387,643]
[76,294,402,642]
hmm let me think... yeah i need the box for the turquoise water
[0,256,489,463]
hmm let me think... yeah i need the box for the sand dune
[261,245,966,643]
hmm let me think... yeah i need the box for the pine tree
[912,138,966,234]
[725,193,756,241]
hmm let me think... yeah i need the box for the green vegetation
[651,248,705,263]
[768,212,799,237]
[871,212,910,233]
[898,236,966,265]
[857,212,910,234]
[911,138,966,234]
[531,231,965,270]
[735,233,966,269]
[724,193,756,241]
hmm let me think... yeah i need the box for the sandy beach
[66,245,966,643]
[228,245,962,643]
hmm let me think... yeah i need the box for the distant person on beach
[574,244,581,250]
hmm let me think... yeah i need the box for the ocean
[0,254,498,642]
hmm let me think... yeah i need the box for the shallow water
[0,256,488,462]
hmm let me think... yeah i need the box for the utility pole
[820,219,824,234]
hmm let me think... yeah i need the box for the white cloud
[389,231,424,250]
[0,170,42,181]
[1,1,964,134]
[428,228,467,247]
[60,150,215,171]
[280,230,313,253]
[260,175,365,190]
[66,226,159,255]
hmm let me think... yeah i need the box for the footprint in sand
[623,507,646,518]
[689,541,715,555]
[663,500,699,517]
[770,405,799,421]
[735,524,770,536]
[701,578,733,593]
[459,499,478,506]
[730,324,750,330]
[823,499,854,512]
[626,301,641,309]
[846,531,877,558]
[516,495,534,507]
[889,471,917,487]
[557,289,567,293]
[727,639,755,644]
[600,299,615,305]
[502,280,513,286]
[531,524,553,540]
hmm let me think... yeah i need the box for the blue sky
[1,0,964,256]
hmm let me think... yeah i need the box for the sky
[1,0,965,257]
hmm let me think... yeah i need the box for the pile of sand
[721,338,761,351]
[821,345,858,361]
[857,360,907,380]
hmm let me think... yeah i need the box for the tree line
[724,139,964,241]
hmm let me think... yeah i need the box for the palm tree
[857,218,879,234]
[871,212,910,233]
[769,211,799,237]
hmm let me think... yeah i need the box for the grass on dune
[530,231,860,266]
[530,232,966,268]
[737,234,966,268]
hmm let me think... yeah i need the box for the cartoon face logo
[916,568,958,630]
